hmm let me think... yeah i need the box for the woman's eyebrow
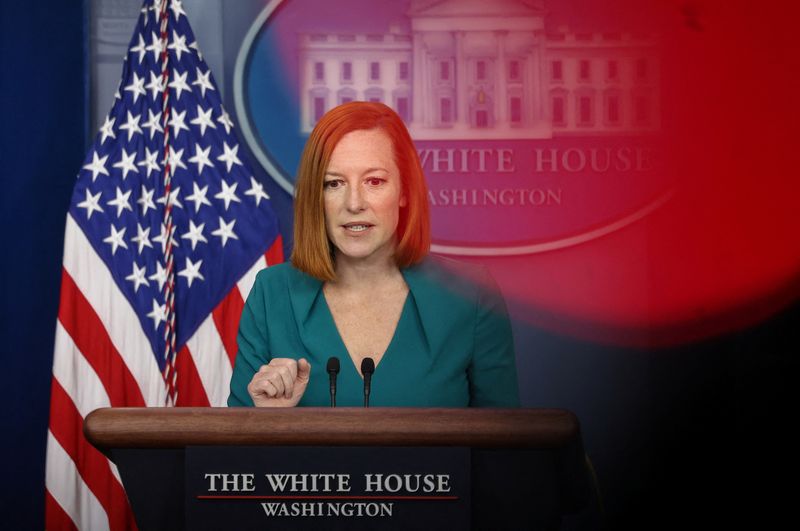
[325,167,389,177]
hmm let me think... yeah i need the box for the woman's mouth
[343,223,373,232]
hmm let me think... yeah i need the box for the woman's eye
[324,180,342,189]
[366,177,384,186]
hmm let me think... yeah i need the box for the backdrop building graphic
[298,0,659,138]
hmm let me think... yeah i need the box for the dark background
[1,2,797,529]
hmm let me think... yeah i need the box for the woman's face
[323,128,407,266]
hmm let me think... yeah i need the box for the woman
[228,102,519,407]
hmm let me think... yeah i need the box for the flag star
[217,142,242,172]
[181,220,208,250]
[107,186,133,217]
[189,40,204,60]
[114,80,121,100]
[156,186,183,210]
[137,185,157,215]
[168,69,191,100]
[124,72,146,103]
[146,299,167,329]
[167,146,187,175]
[139,4,149,26]
[76,189,103,219]
[130,33,147,64]
[146,71,165,100]
[245,176,270,206]
[190,105,215,136]
[153,222,179,253]
[168,30,189,61]
[103,224,128,255]
[98,115,116,144]
[142,109,163,139]
[188,143,213,174]
[178,257,204,287]
[125,262,150,293]
[119,111,143,141]
[185,182,212,213]
[131,222,153,254]
[148,261,168,291]
[214,179,241,210]
[83,151,110,182]
[170,0,187,20]
[211,216,238,247]
[137,148,160,178]
[217,109,234,134]
[112,148,139,180]
[170,108,189,138]
[192,68,215,98]
[146,31,163,62]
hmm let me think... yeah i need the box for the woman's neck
[328,251,403,292]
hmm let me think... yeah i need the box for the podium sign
[85,407,589,530]
[185,446,470,530]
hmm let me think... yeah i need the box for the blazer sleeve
[468,269,521,407]
[227,270,272,407]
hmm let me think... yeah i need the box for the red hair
[291,101,430,280]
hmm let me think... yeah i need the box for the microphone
[361,357,375,408]
[326,357,340,408]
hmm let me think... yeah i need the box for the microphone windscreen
[361,357,375,375]
[327,356,340,374]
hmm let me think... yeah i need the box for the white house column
[495,30,508,125]
[412,31,424,125]
[532,30,545,123]
[455,31,467,127]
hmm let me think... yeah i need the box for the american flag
[45,0,282,528]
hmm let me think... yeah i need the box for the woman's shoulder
[405,255,498,303]
[251,261,320,293]
[410,254,492,286]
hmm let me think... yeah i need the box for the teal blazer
[228,256,519,407]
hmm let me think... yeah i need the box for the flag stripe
[46,431,109,531]
[62,214,166,406]
[48,379,137,531]
[212,287,244,366]
[237,256,267,300]
[58,268,146,408]
[175,344,211,406]
[52,321,112,417]
[45,489,79,531]
[265,234,284,267]
[185,314,234,406]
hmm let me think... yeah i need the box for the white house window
[441,97,452,123]
[370,61,380,81]
[551,95,566,126]
[605,93,621,125]
[440,61,450,81]
[510,97,522,124]
[579,60,591,82]
[607,60,618,81]
[313,97,325,122]
[397,97,409,122]
[577,94,593,126]
[341,62,352,82]
[477,60,486,81]
[551,60,563,82]
[508,60,520,82]
[314,62,325,82]
[399,62,409,81]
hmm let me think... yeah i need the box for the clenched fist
[247,358,311,407]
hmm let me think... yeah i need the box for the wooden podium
[85,408,589,530]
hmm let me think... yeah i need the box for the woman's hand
[247,358,311,407]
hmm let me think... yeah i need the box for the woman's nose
[345,185,367,212]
